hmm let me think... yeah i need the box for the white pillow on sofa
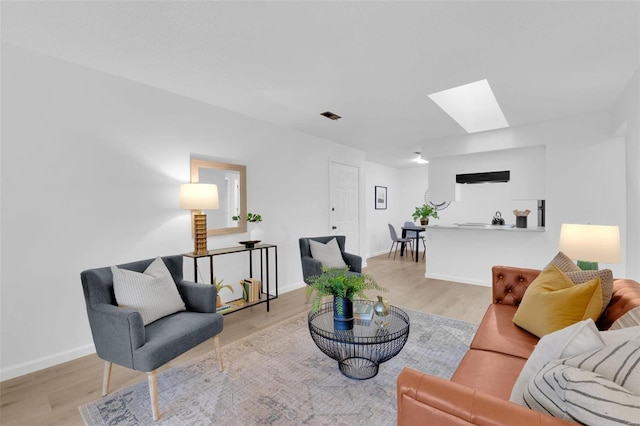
[309,238,348,269]
[112,257,186,325]
[509,319,604,406]
[600,325,640,346]
[524,360,640,424]
[523,337,640,425]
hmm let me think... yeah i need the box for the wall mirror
[191,158,247,236]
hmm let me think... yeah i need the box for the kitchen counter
[423,224,550,287]
[429,223,545,232]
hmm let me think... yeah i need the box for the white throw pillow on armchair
[309,238,348,269]
[112,257,186,325]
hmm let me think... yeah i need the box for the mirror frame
[190,158,247,236]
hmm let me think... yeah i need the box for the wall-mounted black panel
[456,170,510,184]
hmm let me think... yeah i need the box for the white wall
[0,45,366,380]
[423,113,629,285]
[364,163,428,257]
[612,68,640,279]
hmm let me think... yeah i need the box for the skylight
[428,79,509,133]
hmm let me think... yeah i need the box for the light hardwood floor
[0,254,492,425]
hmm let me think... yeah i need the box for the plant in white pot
[232,212,263,241]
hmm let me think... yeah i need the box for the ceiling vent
[320,111,342,121]
[456,170,510,184]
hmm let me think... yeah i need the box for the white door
[330,161,359,254]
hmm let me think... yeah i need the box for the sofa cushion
[600,325,640,346]
[525,361,640,425]
[451,349,528,401]
[547,251,581,273]
[112,257,186,325]
[509,319,604,406]
[609,306,640,330]
[309,238,348,269]
[566,269,614,315]
[547,251,613,315]
[598,279,640,330]
[512,264,602,338]
[523,337,640,424]
[470,304,539,359]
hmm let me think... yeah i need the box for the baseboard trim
[0,343,96,382]
[426,272,490,287]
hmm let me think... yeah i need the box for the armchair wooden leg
[147,371,160,421]
[213,335,224,372]
[102,361,112,396]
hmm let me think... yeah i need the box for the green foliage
[211,277,234,294]
[306,267,387,313]
[412,204,438,221]
[232,212,263,223]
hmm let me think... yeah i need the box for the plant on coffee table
[306,267,387,314]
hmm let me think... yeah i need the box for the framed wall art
[375,186,387,210]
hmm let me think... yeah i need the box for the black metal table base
[308,301,410,380]
[339,357,379,380]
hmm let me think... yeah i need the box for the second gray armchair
[299,235,362,284]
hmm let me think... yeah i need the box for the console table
[183,244,278,313]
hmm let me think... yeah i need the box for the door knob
[332,226,337,230]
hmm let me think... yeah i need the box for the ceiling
[2,1,639,168]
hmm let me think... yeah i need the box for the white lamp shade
[180,183,219,210]
[558,223,621,264]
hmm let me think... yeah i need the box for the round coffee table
[308,300,410,379]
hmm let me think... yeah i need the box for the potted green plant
[306,267,387,330]
[232,212,264,243]
[412,204,438,226]
[212,277,234,308]
[231,212,262,223]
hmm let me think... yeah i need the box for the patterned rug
[79,309,477,425]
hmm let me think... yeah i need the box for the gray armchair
[299,235,362,284]
[80,255,224,421]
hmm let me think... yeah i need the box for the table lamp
[180,183,219,255]
[558,223,621,270]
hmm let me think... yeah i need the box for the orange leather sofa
[397,265,640,426]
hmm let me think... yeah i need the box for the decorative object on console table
[412,203,438,226]
[233,212,264,241]
[180,183,219,255]
[238,240,261,249]
[212,277,233,308]
[242,278,260,303]
[559,223,621,270]
[375,186,387,210]
[306,267,387,331]
[513,209,530,228]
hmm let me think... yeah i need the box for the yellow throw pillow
[513,264,602,338]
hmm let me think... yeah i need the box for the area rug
[79,309,477,425]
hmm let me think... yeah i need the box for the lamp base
[193,212,208,256]
[577,260,598,271]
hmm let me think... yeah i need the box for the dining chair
[388,224,414,260]
[403,221,427,260]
